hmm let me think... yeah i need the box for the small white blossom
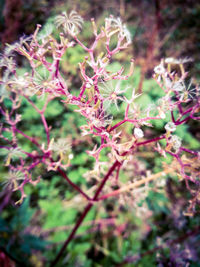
[33,70,60,96]
[0,54,16,70]
[134,127,144,139]
[68,153,74,160]
[165,122,176,132]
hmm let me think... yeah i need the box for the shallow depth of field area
[0,1,200,267]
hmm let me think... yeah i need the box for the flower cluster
[0,10,200,263]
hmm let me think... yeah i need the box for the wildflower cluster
[0,11,200,264]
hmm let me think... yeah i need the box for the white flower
[68,153,74,160]
[165,122,176,132]
[55,10,83,36]
[106,16,122,29]
[85,80,93,88]
[134,127,144,139]
[0,70,11,100]
[5,35,32,54]
[164,77,173,89]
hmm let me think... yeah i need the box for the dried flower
[2,171,25,190]
[105,15,131,44]
[55,10,83,36]
[178,80,198,101]
[99,80,127,110]
[33,70,60,96]
[172,80,185,92]
[49,138,71,154]
[165,122,176,132]
[0,70,11,100]
[0,147,26,166]
[154,62,166,75]
[9,74,39,97]
[89,110,113,128]
[168,135,182,152]
[165,57,193,64]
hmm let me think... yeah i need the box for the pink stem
[15,128,40,148]
[136,135,165,147]
[40,113,50,145]
[57,167,91,201]
[50,160,120,266]
[180,147,198,156]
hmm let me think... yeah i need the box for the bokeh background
[0,1,200,266]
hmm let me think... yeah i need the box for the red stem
[40,113,50,145]
[15,128,40,148]
[57,167,91,201]
[136,135,165,147]
[50,160,120,266]
[49,202,93,267]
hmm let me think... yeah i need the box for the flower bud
[134,127,144,139]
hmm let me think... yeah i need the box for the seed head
[55,10,83,36]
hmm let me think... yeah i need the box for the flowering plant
[0,11,200,265]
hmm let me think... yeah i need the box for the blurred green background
[0,1,200,266]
